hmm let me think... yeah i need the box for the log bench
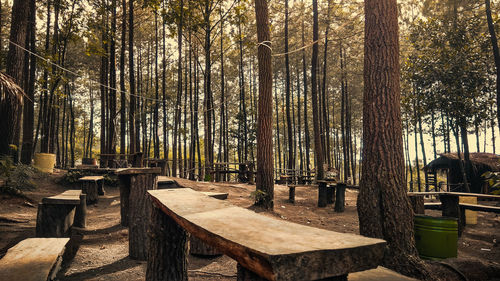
[36,190,87,237]
[78,176,105,204]
[190,191,229,256]
[0,238,70,281]
[147,188,386,281]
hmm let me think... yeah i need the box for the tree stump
[146,205,188,281]
[409,195,425,214]
[440,194,463,236]
[128,173,158,260]
[74,194,87,228]
[97,179,105,195]
[327,185,335,204]
[318,181,328,207]
[289,185,296,203]
[36,203,76,237]
[81,181,99,204]
[118,175,131,227]
[334,184,346,213]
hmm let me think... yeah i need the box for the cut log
[79,176,105,204]
[289,186,296,203]
[118,174,131,226]
[327,185,335,204]
[318,181,328,207]
[334,184,346,213]
[157,176,181,189]
[146,205,188,281]
[74,194,87,228]
[148,189,386,281]
[36,203,76,237]
[0,238,69,281]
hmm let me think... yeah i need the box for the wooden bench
[36,190,86,237]
[0,238,70,281]
[190,191,229,256]
[147,188,386,281]
[79,176,105,204]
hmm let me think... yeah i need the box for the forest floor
[0,171,499,281]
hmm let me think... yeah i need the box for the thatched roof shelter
[423,153,500,193]
[0,72,25,155]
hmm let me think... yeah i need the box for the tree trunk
[485,0,500,132]
[302,10,310,173]
[254,0,274,209]
[128,0,136,155]
[1,0,29,156]
[358,0,430,278]
[284,0,293,173]
[120,0,127,157]
[311,0,324,180]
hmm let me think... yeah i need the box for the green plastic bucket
[414,215,458,260]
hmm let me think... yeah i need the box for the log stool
[78,176,105,204]
[288,185,296,203]
[335,183,346,213]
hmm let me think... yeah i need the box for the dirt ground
[0,171,499,281]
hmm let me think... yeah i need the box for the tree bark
[254,0,274,209]
[485,0,500,132]
[358,0,431,278]
[128,0,136,155]
[311,0,324,180]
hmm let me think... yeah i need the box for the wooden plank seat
[0,238,70,281]
[423,202,500,214]
[157,176,181,189]
[36,190,86,237]
[190,191,229,256]
[147,188,386,281]
[79,176,105,204]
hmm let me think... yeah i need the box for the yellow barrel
[33,153,56,173]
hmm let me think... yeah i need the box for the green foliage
[482,171,500,195]
[250,189,267,203]
[0,156,39,195]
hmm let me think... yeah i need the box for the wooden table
[147,188,386,281]
[115,167,161,260]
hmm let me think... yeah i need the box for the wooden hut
[423,153,500,193]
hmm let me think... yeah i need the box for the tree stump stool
[289,185,296,203]
[79,176,105,204]
[317,181,328,207]
[334,183,346,213]
[116,167,161,260]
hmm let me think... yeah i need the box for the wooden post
[128,173,158,260]
[318,181,327,207]
[215,164,221,182]
[440,194,463,236]
[289,185,296,203]
[74,194,87,228]
[409,195,425,214]
[146,205,188,281]
[334,183,346,213]
[118,175,131,227]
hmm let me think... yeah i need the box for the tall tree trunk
[311,0,323,180]
[358,0,430,278]
[173,0,183,177]
[128,0,136,155]
[302,9,310,173]
[254,0,274,209]
[20,0,36,164]
[238,10,248,163]
[321,0,332,167]
[120,0,127,157]
[1,0,29,156]
[485,0,500,131]
[109,0,117,158]
[154,11,160,159]
[284,0,293,173]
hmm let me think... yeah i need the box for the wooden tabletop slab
[149,188,385,281]
[79,176,104,181]
[157,176,176,183]
[42,190,82,205]
[115,167,162,175]
[0,238,70,281]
